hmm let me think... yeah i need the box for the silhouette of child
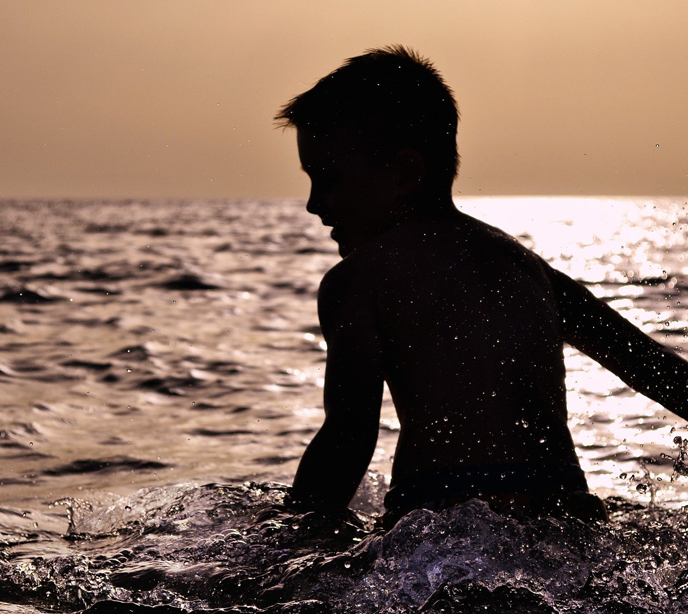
[275,46,688,527]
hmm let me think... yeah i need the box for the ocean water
[1,196,688,613]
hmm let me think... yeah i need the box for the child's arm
[289,260,384,512]
[545,262,688,419]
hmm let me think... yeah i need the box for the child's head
[275,46,460,195]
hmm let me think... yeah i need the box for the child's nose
[306,193,321,216]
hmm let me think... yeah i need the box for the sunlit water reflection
[1,197,688,613]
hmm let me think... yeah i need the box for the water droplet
[344,561,351,569]
[636,484,648,493]
[620,473,627,479]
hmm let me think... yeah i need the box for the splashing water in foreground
[2,481,688,614]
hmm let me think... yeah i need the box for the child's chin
[336,240,353,257]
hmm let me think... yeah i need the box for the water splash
[2,482,688,613]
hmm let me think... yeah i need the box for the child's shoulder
[357,211,539,266]
[321,211,548,294]
[318,244,379,308]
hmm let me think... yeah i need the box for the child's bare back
[342,211,576,478]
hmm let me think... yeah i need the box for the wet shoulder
[454,212,552,281]
[319,246,380,294]
[317,246,382,328]
[366,212,547,276]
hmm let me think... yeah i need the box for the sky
[1,0,687,200]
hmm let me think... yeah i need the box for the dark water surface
[2,197,688,613]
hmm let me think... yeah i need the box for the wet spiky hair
[275,45,460,189]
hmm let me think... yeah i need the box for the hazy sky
[1,1,686,199]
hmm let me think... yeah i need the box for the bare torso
[345,209,581,485]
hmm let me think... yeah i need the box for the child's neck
[390,189,456,226]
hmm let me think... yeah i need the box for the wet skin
[290,130,688,512]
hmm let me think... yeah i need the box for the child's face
[297,128,401,257]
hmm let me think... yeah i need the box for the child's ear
[393,148,426,195]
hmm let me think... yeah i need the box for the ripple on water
[0,287,66,304]
[154,272,224,291]
[109,345,154,361]
[42,457,170,477]
[134,374,208,396]
[61,360,113,371]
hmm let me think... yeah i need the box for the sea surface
[1,196,688,613]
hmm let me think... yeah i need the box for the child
[275,46,688,527]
